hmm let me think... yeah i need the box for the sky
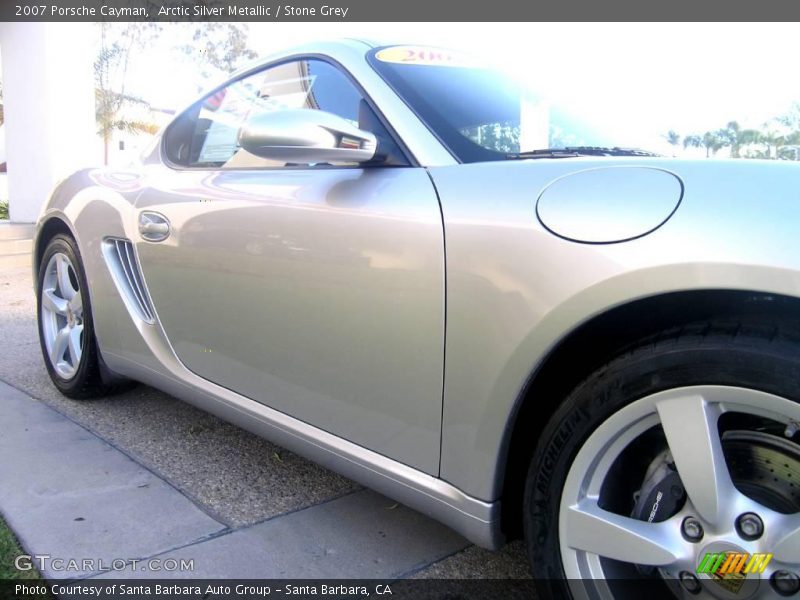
[122,22,800,156]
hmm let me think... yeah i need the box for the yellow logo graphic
[697,551,773,575]
[697,552,772,594]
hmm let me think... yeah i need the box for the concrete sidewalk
[0,222,34,269]
[0,380,467,579]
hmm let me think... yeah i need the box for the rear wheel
[37,234,123,398]
[525,322,800,599]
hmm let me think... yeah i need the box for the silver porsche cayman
[34,40,800,597]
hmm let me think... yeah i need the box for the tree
[777,134,800,160]
[94,23,160,166]
[472,122,520,153]
[734,127,763,157]
[661,109,800,162]
[663,130,681,155]
[777,102,800,132]
[682,134,701,153]
[758,127,786,159]
[683,132,723,158]
[180,23,257,90]
[718,121,746,158]
[94,23,257,166]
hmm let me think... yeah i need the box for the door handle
[138,212,171,242]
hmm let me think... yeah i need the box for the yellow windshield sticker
[374,46,483,68]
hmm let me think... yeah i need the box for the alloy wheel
[559,386,800,598]
[40,252,84,379]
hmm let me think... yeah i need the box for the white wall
[0,123,6,206]
[0,23,97,222]
[98,130,153,169]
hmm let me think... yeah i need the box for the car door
[134,58,445,474]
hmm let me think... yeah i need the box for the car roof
[229,38,383,80]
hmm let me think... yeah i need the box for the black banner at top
[2,0,800,22]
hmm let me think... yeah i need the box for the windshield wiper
[507,146,661,159]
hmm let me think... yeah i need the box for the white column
[0,23,97,223]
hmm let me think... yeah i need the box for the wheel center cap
[696,541,764,599]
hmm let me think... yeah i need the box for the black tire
[37,233,129,399]
[524,320,800,598]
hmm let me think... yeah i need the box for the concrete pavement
[0,378,469,580]
[0,382,226,579]
[0,223,34,269]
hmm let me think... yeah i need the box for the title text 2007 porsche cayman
[34,40,800,597]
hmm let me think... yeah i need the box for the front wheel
[525,322,800,599]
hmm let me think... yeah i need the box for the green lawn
[0,515,50,599]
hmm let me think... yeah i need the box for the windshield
[368,46,653,163]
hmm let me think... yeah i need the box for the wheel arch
[498,288,800,537]
[33,213,129,387]
[33,215,77,287]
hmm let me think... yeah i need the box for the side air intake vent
[102,238,156,323]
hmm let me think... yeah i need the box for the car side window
[164,59,367,169]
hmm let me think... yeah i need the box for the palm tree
[94,25,158,166]
[777,102,800,132]
[702,132,724,157]
[683,133,722,158]
[93,23,257,166]
[737,128,763,157]
[719,121,756,158]
[758,128,786,159]
[683,134,701,152]
[663,130,681,156]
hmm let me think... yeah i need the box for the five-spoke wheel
[40,252,84,379]
[526,324,800,599]
[560,387,800,598]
